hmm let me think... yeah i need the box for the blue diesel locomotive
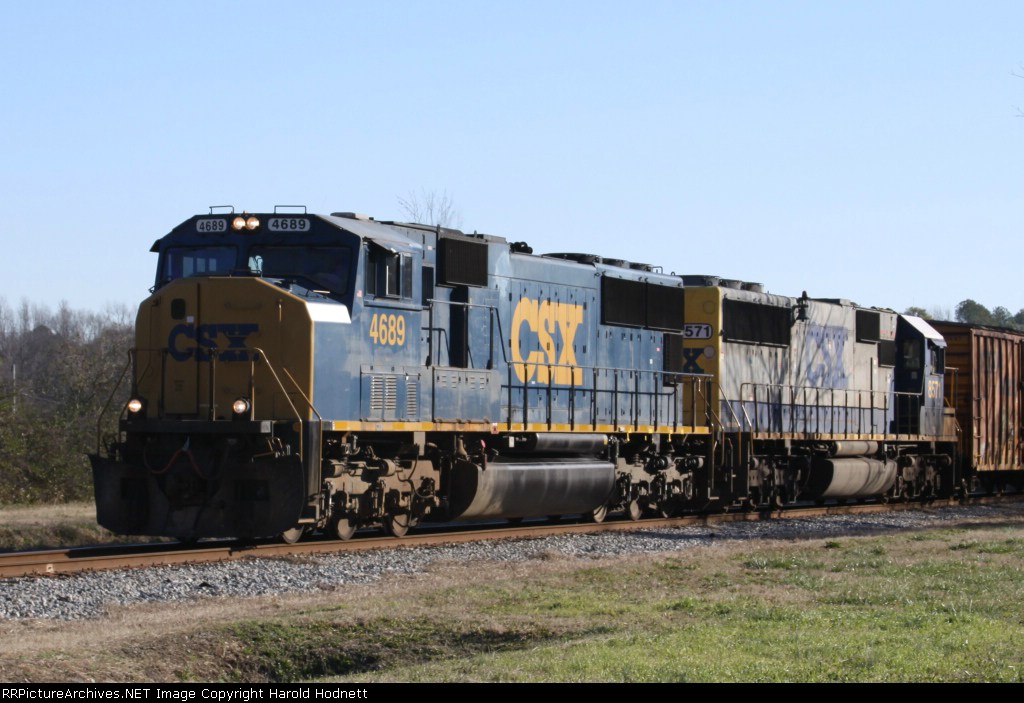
[90,209,959,541]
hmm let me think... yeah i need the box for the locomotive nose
[134,276,319,423]
[92,275,326,539]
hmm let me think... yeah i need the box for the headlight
[127,398,144,414]
[232,398,251,415]
[232,216,247,231]
[245,216,260,231]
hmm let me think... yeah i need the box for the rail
[6,496,1016,579]
[96,346,322,461]
[501,360,714,434]
[424,299,505,370]
[711,386,750,467]
[736,382,936,439]
[93,353,134,454]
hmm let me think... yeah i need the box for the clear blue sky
[1,1,1020,317]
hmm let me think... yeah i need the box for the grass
[1,506,1023,682]
[0,501,161,551]
[315,522,1024,683]
[223,619,567,682]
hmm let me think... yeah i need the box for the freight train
[89,208,1022,542]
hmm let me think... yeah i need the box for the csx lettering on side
[510,297,583,384]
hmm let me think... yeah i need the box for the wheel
[587,505,608,523]
[280,526,305,544]
[331,515,357,541]
[656,501,676,518]
[625,500,642,521]
[382,513,417,538]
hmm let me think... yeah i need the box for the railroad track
[2,495,1019,579]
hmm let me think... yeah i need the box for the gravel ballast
[2,503,1021,621]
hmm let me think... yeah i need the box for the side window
[402,254,413,299]
[902,339,922,370]
[365,248,377,297]
[367,247,414,301]
[384,253,400,296]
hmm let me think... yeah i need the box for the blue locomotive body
[89,210,958,541]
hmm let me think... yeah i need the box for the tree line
[905,299,1024,331]
[0,300,132,503]
[0,292,1020,506]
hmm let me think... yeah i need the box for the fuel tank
[447,457,615,520]
[828,441,879,457]
[804,457,897,499]
[504,433,608,454]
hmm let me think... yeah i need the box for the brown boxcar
[932,321,1024,484]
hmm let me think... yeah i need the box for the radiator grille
[370,375,397,414]
[406,379,418,418]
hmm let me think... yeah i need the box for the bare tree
[0,299,133,503]
[397,188,463,229]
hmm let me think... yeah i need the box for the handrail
[424,299,506,369]
[93,352,134,454]
[736,381,932,438]
[942,366,959,410]
[280,365,322,423]
[106,346,323,461]
[501,359,714,433]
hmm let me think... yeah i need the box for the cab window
[901,338,922,370]
[248,246,352,294]
[162,247,237,283]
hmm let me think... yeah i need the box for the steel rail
[1,494,1019,579]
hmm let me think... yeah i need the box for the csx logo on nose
[168,323,259,362]
[511,297,584,385]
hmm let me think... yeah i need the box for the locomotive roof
[163,211,896,315]
[320,214,426,251]
[902,315,946,345]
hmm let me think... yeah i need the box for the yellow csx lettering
[511,297,584,385]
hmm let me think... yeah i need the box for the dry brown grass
[0,502,97,528]
[0,501,141,551]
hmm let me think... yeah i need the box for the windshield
[248,245,352,294]
[162,246,237,283]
